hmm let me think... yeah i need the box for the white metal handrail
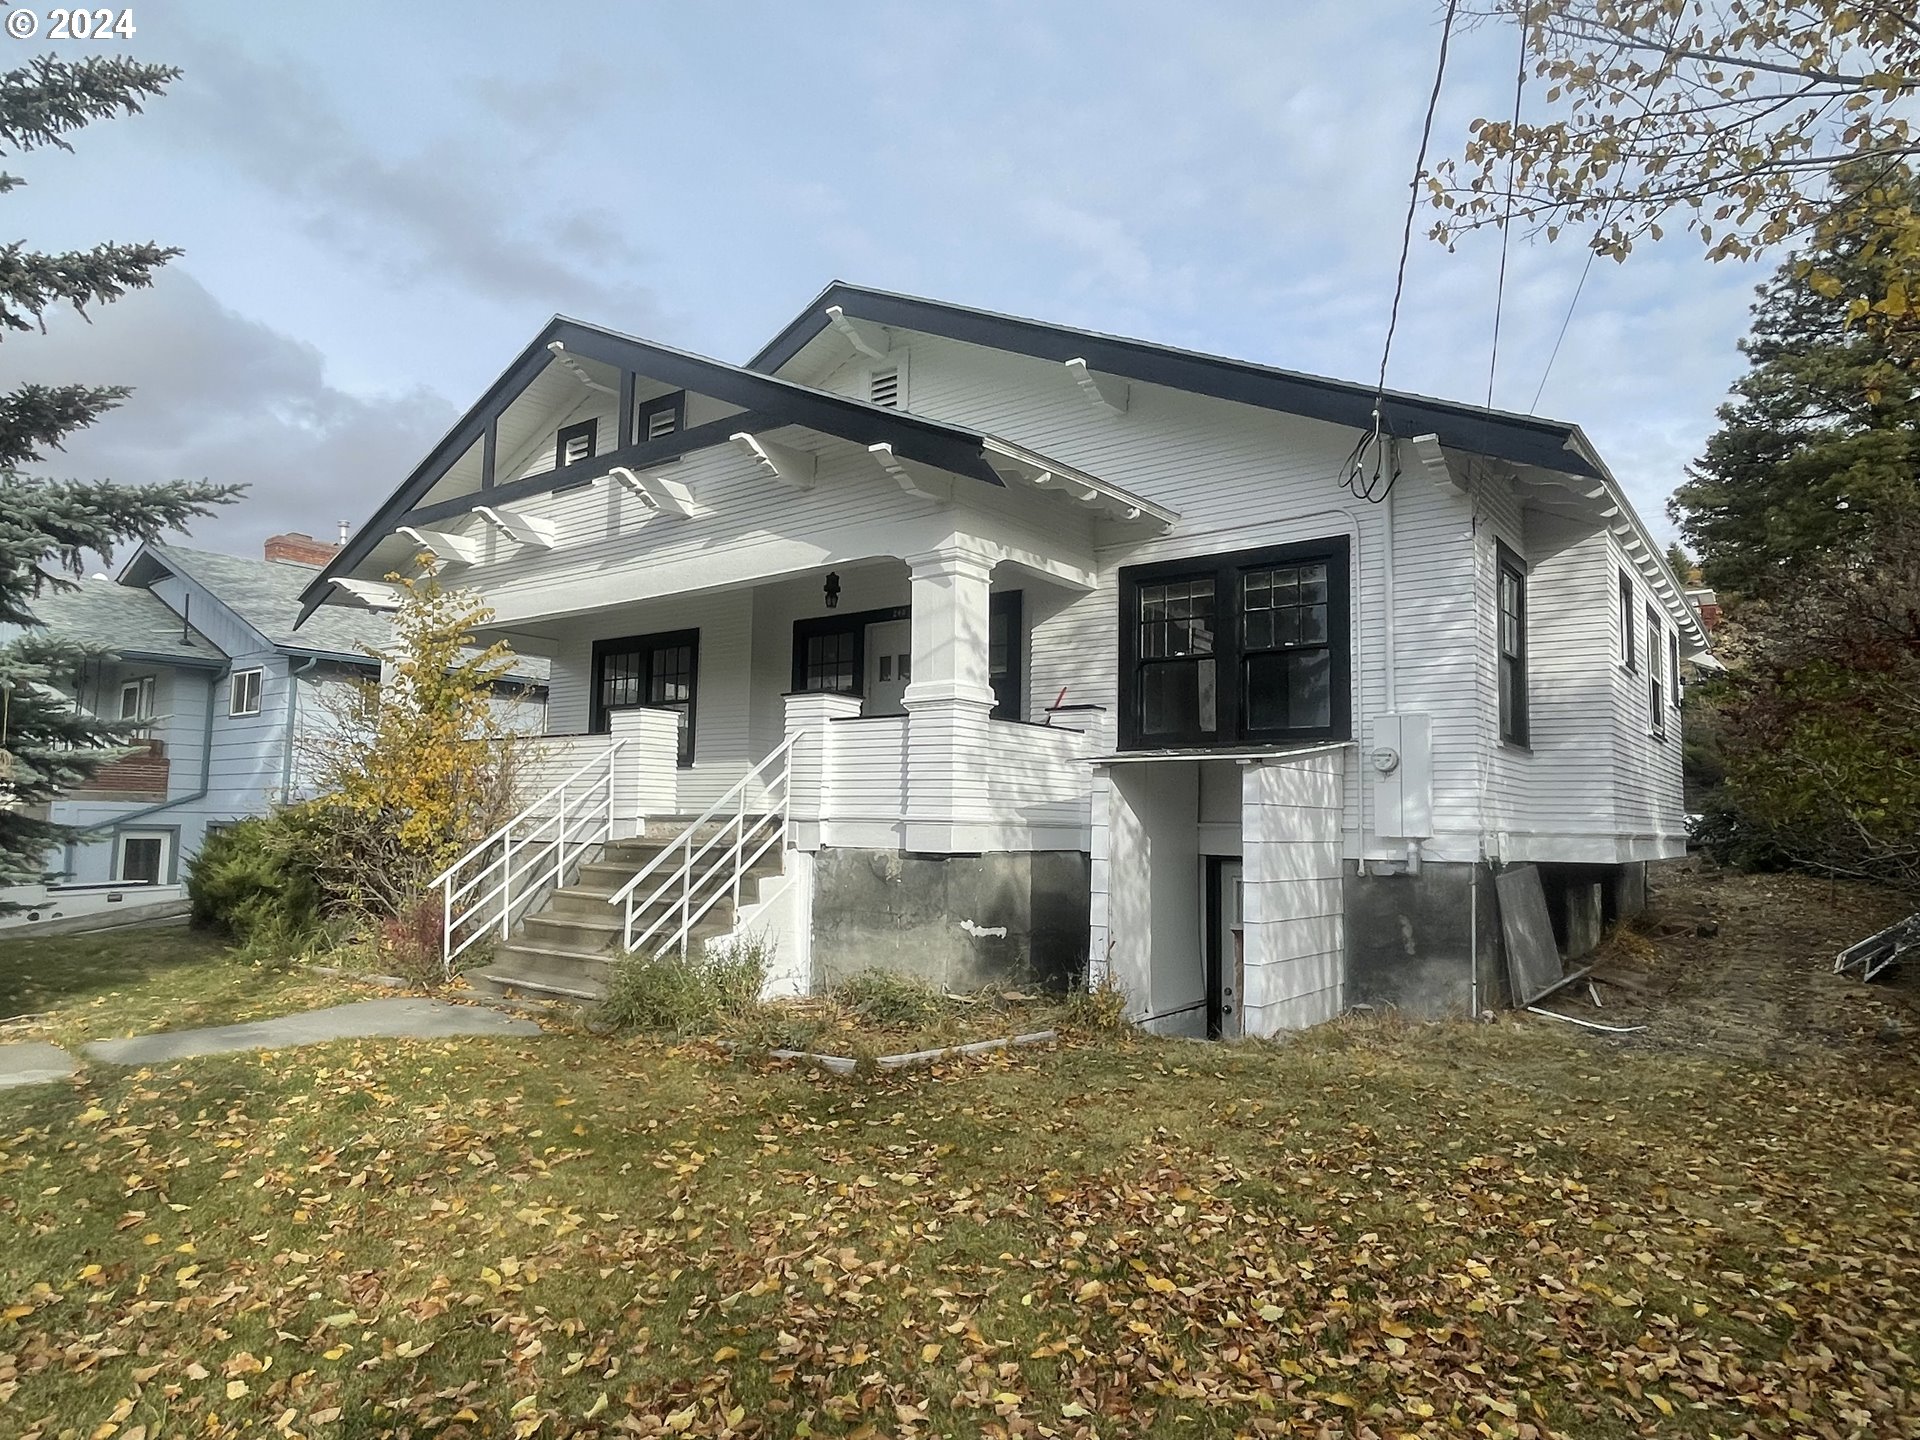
[608,733,803,957]
[433,740,624,974]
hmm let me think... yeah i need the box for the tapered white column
[902,547,997,846]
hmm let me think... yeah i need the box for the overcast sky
[5,0,1765,561]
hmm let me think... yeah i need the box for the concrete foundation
[1611,861,1649,921]
[1564,881,1605,958]
[809,848,1090,992]
[1343,861,1503,1019]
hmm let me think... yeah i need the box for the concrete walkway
[82,998,541,1067]
[0,1041,78,1089]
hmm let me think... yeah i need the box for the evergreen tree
[0,55,240,898]
[1669,164,1920,596]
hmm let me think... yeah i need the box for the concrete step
[519,910,625,949]
[573,856,782,896]
[467,965,604,1004]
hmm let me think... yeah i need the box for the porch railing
[432,740,624,974]
[607,733,803,958]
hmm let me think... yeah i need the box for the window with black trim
[229,668,262,718]
[1497,543,1529,746]
[1619,570,1637,671]
[557,418,597,469]
[800,629,859,693]
[591,629,698,765]
[1668,630,1682,709]
[989,590,1023,721]
[1118,538,1350,749]
[637,391,685,444]
[1646,604,1665,738]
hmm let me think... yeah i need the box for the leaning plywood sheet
[1495,864,1569,1008]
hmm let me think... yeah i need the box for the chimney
[264,531,343,567]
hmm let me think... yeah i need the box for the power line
[1349,0,1462,504]
[1487,16,1529,409]
[1530,247,1596,413]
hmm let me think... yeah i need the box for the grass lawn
[0,868,1916,1438]
[0,926,363,1053]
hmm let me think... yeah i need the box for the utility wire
[1487,15,1529,409]
[1348,0,1461,503]
[1530,247,1595,413]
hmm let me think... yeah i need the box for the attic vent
[557,418,597,468]
[869,366,901,408]
[647,408,677,441]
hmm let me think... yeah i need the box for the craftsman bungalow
[302,284,1709,1035]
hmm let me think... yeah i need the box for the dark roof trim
[110,648,228,671]
[750,283,1601,482]
[117,544,278,656]
[298,316,1012,625]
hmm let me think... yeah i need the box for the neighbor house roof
[18,575,223,666]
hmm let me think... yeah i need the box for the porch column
[784,691,862,850]
[605,708,682,836]
[901,547,996,847]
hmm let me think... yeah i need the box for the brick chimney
[263,531,342,567]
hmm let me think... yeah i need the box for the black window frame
[1619,570,1637,672]
[1668,629,1682,710]
[790,606,909,697]
[1496,541,1529,747]
[556,418,598,470]
[988,590,1023,721]
[1646,603,1665,740]
[1117,537,1351,751]
[590,627,700,766]
[635,389,686,445]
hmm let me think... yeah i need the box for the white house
[302,284,1709,1035]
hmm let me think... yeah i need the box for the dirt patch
[1537,858,1920,1064]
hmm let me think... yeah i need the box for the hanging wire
[1530,247,1596,413]
[1486,13,1529,409]
[1347,0,1461,504]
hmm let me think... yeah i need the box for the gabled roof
[297,315,1044,623]
[750,282,1604,482]
[18,574,223,666]
[124,543,392,663]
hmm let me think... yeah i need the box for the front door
[1205,857,1244,1039]
[863,618,912,716]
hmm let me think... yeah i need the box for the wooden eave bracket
[825,305,890,362]
[608,464,703,519]
[396,524,480,568]
[1063,357,1128,415]
[474,504,557,550]
[983,445,1176,534]
[731,432,817,490]
[1407,433,1466,493]
[545,340,616,395]
[868,442,951,504]
[329,577,403,610]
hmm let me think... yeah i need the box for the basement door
[1205,857,1245,1039]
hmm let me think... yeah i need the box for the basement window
[556,419,597,469]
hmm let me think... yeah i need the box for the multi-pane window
[1120,538,1349,749]
[1497,544,1528,745]
[592,630,698,765]
[1136,577,1217,739]
[1241,562,1332,732]
[556,418,597,469]
[801,630,858,693]
[1619,571,1637,671]
[1668,630,1682,711]
[1647,604,1665,738]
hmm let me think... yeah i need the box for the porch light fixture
[823,572,841,610]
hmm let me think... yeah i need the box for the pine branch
[0,239,182,336]
[0,53,178,154]
[0,381,128,467]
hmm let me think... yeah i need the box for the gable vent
[647,408,678,441]
[869,366,901,408]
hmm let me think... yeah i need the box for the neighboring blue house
[5,532,544,925]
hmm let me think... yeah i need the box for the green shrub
[187,812,322,952]
[596,932,772,1035]
[830,968,945,1026]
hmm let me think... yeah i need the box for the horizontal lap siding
[826,718,909,820]
[1610,538,1686,852]
[841,335,1485,859]
[1522,516,1617,839]
[1476,475,1529,843]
